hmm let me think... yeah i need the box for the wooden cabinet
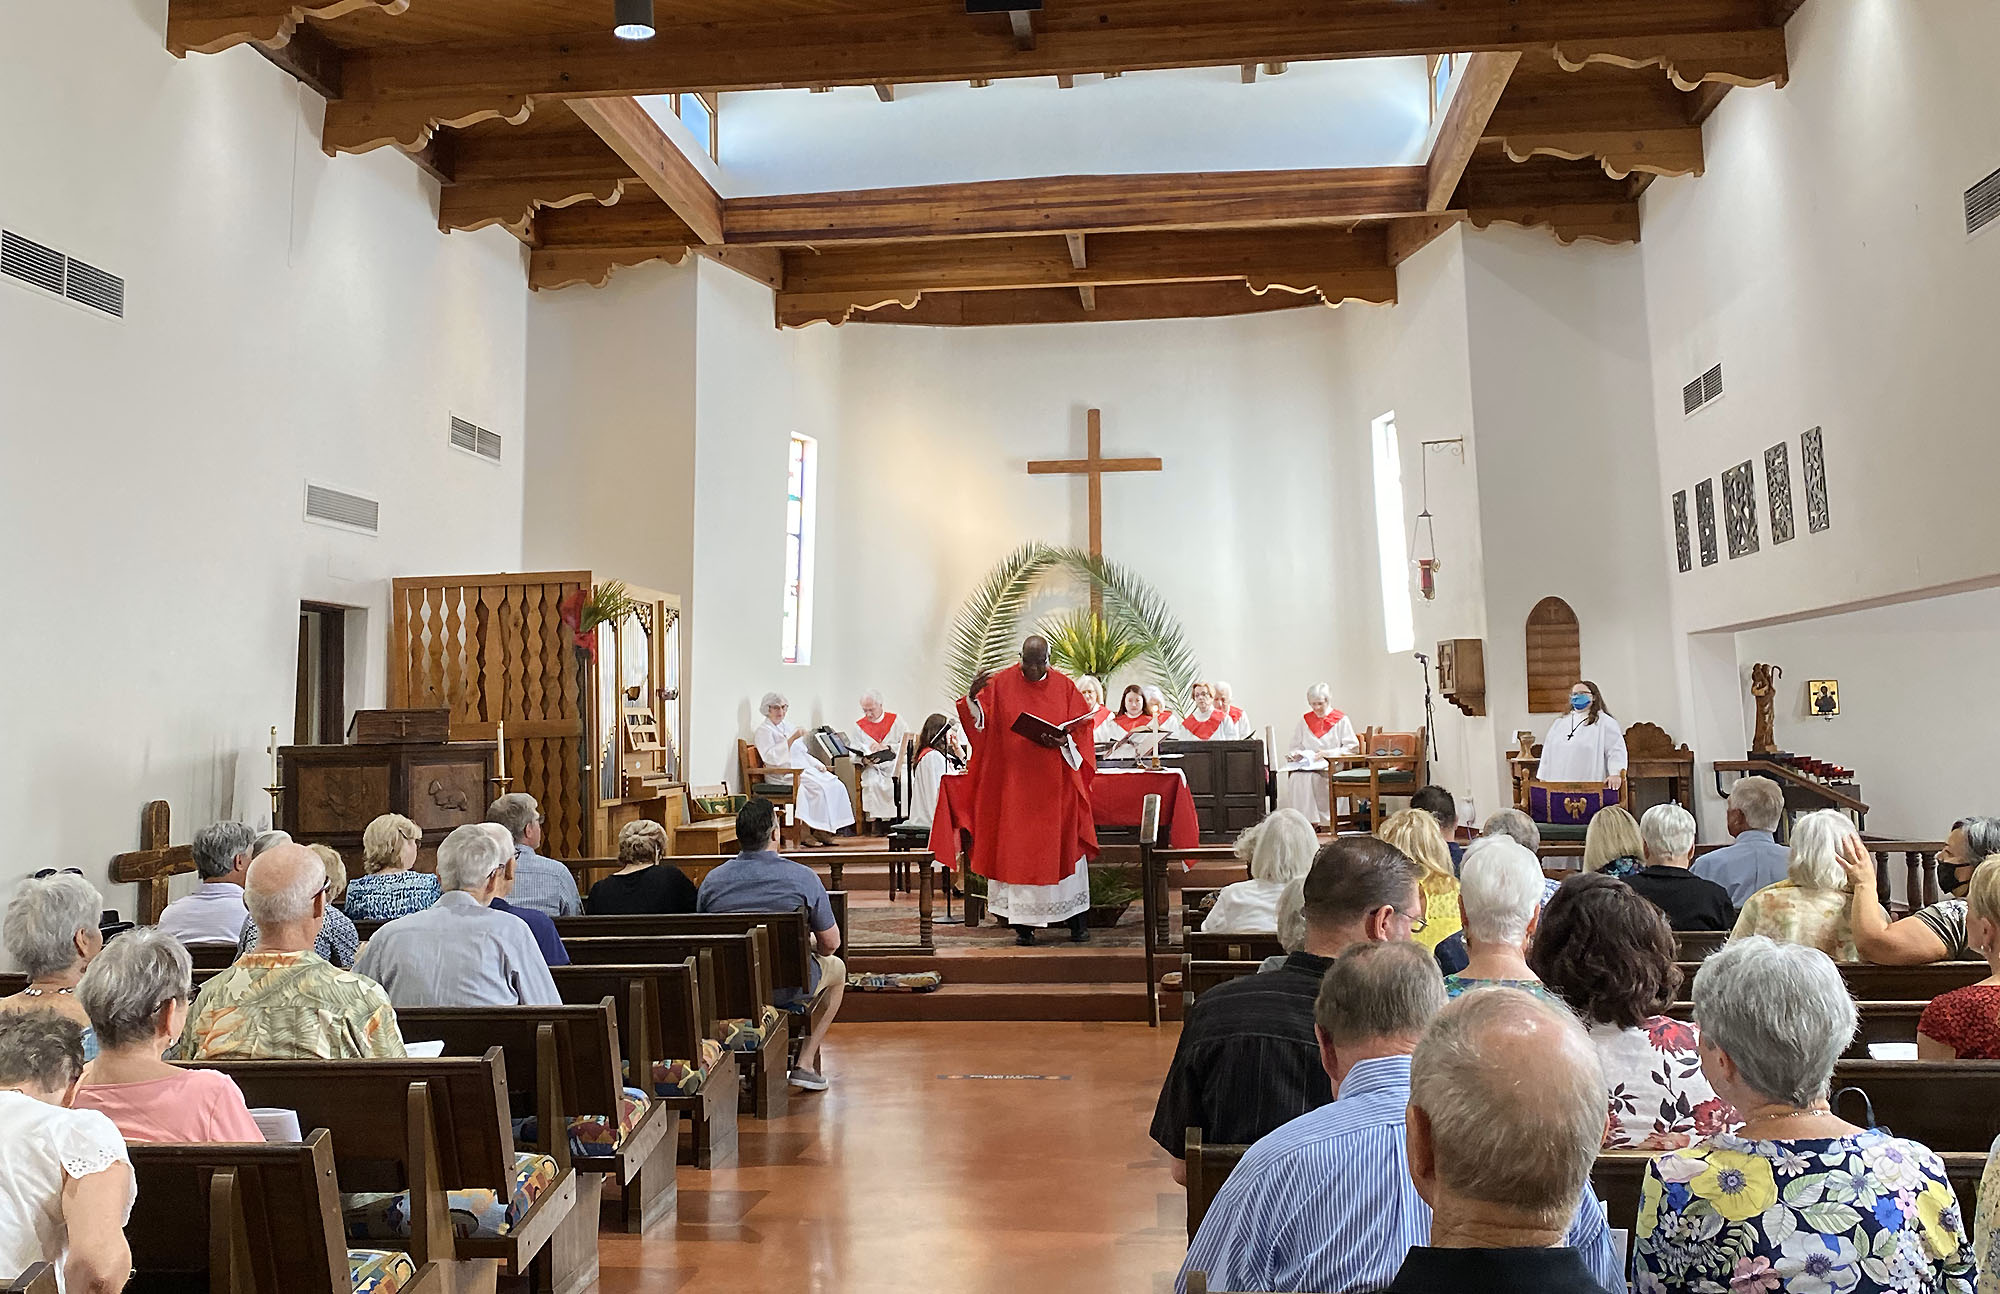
[280,739,496,870]
[1437,639,1486,717]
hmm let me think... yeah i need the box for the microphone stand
[1414,651,1437,785]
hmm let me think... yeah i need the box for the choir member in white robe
[1077,675,1114,733]
[903,714,956,831]
[1173,681,1243,741]
[753,691,857,844]
[1142,684,1176,731]
[1212,679,1246,732]
[1279,683,1359,826]
[1096,683,1152,746]
[1536,680,1628,787]
[852,690,908,823]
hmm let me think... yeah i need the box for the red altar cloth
[928,768,1200,862]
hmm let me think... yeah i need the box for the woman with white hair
[1211,680,1245,731]
[73,929,261,1142]
[1626,803,1736,932]
[1279,683,1358,826]
[1728,808,1858,958]
[587,820,697,915]
[1442,837,1564,1005]
[1173,681,1242,742]
[852,690,908,826]
[1636,938,1973,1292]
[1076,675,1112,731]
[0,872,106,1059]
[754,691,856,846]
[1201,809,1318,934]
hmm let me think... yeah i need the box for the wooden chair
[1328,728,1427,832]
[738,740,802,842]
[562,930,791,1119]
[1185,929,1284,963]
[396,1000,679,1235]
[187,1052,583,1294]
[1,1267,55,1294]
[552,960,741,1170]
[1183,1129,1249,1239]
[125,1132,446,1294]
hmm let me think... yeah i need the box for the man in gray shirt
[486,792,582,917]
[1691,776,1791,906]
[357,822,560,1008]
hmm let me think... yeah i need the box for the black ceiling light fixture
[613,0,656,41]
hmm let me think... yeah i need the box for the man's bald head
[1408,988,1604,1226]
[1021,635,1051,681]
[244,844,330,927]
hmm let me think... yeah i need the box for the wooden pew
[1672,930,1727,962]
[1667,1000,1930,1060]
[562,931,791,1119]
[187,1051,583,1294]
[552,961,740,1170]
[1591,1148,1988,1234]
[1,1268,55,1294]
[397,1001,679,1234]
[186,941,242,973]
[1672,961,1988,1001]
[1183,1129,1249,1240]
[1185,930,1284,963]
[1181,957,1262,1011]
[1830,1060,2000,1151]
[126,1131,446,1294]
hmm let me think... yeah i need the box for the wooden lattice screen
[388,572,591,858]
[1525,595,1582,714]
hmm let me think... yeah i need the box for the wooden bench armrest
[404,1081,455,1271]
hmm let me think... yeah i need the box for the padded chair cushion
[343,1151,559,1241]
[514,1089,652,1158]
[693,793,746,817]
[348,1249,417,1294]
[1538,822,1589,842]
[718,1005,784,1054]
[844,970,943,993]
[646,1038,726,1099]
[750,781,794,797]
[1327,769,1416,785]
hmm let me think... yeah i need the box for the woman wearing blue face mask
[1536,680,1627,790]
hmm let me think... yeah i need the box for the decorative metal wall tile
[1696,478,1719,567]
[1765,442,1795,544]
[1672,490,1692,573]
[1722,460,1760,558]
[1802,426,1830,533]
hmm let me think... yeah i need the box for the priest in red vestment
[957,635,1099,946]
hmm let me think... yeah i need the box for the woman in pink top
[72,929,261,1142]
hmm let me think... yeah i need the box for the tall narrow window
[781,434,818,665]
[1371,412,1416,654]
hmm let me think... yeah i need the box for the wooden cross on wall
[1028,409,1163,615]
[109,800,196,925]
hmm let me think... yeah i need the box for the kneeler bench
[398,1001,679,1236]
[126,1131,446,1294]
[188,1051,583,1294]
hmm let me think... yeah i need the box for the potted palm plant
[1085,862,1141,928]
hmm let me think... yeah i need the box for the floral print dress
[1635,1129,1974,1294]
[1592,1015,1736,1150]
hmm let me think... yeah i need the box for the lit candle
[497,721,507,780]
[269,726,279,786]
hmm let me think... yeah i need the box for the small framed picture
[1807,680,1840,717]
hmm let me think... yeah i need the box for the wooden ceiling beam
[164,0,397,58]
[1497,129,1704,180]
[529,245,695,292]
[785,279,1375,329]
[250,21,343,99]
[438,176,630,239]
[721,166,1430,244]
[309,1,1777,153]
[1065,233,1087,269]
[873,83,895,103]
[565,97,724,244]
[1385,214,1465,267]
[1550,27,1788,90]
[1426,50,1521,210]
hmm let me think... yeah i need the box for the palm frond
[1050,548,1203,711]
[1038,609,1149,682]
[943,542,1061,696]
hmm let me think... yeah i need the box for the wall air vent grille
[1,231,65,295]
[64,258,125,318]
[304,483,381,535]
[1684,362,1723,416]
[449,414,502,462]
[1969,165,2000,237]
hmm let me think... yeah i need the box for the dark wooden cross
[110,800,196,925]
[1027,408,1164,615]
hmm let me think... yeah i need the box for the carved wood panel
[1525,596,1582,714]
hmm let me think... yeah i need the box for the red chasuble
[856,712,898,744]
[955,664,1099,888]
[1181,710,1225,740]
[1302,709,1346,739]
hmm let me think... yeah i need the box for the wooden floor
[596,1021,1188,1293]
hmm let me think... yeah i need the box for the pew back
[562,931,772,1024]
[1183,1130,1249,1240]
[1671,961,1987,1001]
[1185,930,1284,963]
[396,1002,621,1145]
[551,960,709,1072]
[1668,1000,1928,1060]
[562,911,814,997]
[1183,958,1261,1006]
[1830,1061,2000,1151]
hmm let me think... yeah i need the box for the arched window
[1525,597,1580,713]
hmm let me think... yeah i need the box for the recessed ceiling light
[613,0,656,40]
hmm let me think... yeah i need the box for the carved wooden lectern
[280,708,496,868]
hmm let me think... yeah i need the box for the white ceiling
[639,58,1433,198]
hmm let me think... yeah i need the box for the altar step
[844,947,1182,1023]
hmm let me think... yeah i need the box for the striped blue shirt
[1178,1055,1622,1294]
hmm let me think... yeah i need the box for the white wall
[0,5,528,916]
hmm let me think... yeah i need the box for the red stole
[1111,711,1149,733]
[1181,710,1225,740]
[857,712,898,744]
[1227,706,1244,723]
[1303,710,1345,739]
[1088,705,1112,727]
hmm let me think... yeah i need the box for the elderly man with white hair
[1691,775,1791,905]
[1280,683,1359,826]
[851,690,908,827]
[1440,837,1564,1005]
[356,823,560,1008]
[1626,803,1736,931]
[174,845,405,1060]
[1390,989,1622,1294]
[754,691,856,846]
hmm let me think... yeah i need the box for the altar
[925,768,1201,867]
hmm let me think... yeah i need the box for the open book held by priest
[1010,711,1096,746]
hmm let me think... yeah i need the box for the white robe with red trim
[853,711,908,819]
[1280,710,1359,825]
[1173,706,1244,742]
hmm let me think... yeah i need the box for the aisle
[596,1022,1188,1294]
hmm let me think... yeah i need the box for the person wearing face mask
[1535,681,1627,790]
[1841,814,2000,964]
